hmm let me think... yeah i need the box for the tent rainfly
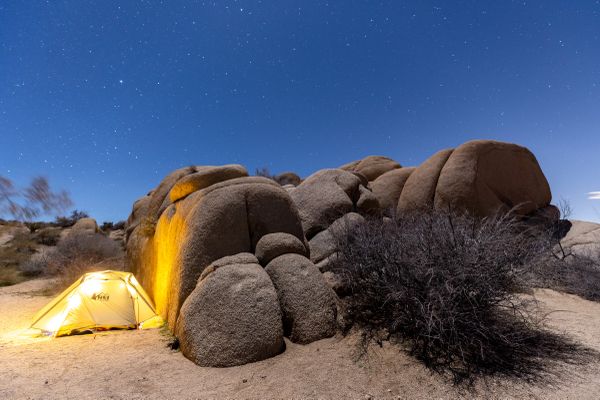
[30,270,162,337]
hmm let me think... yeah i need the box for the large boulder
[559,220,600,258]
[274,172,302,186]
[139,165,249,232]
[70,218,98,235]
[128,175,305,329]
[397,149,454,213]
[169,164,248,203]
[125,194,151,240]
[289,169,379,239]
[398,140,552,217]
[144,166,199,226]
[309,212,365,268]
[176,254,284,367]
[371,167,415,216]
[265,254,337,344]
[340,155,402,181]
[255,232,308,266]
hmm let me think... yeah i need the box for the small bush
[331,211,594,384]
[54,210,89,228]
[32,228,61,246]
[100,221,114,231]
[39,232,124,289]
[19,253,48,277]
[100,220,126,232]
[25,221,53,232]
[255,167,275,180]
[528,252,600,301]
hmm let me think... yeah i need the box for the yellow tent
[30,270,162,337]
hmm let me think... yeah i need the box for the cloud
[589,192,600,200]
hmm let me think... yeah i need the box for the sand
[1,279,600,400]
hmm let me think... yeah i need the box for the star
[119,79,124,84]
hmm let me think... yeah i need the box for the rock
[434,140,551,216]
[340,156,402,181]
[125,195,151,241]
[290,169,379,239]
[274,172,302,186]
[197,252,259,282]
[129,175,305,329]
[265,254,337,344]
[127,195,151,228]
[176,256,284,367]
[397,140,552,218]
[0,223,29,247]
[315,254,338,273]
[527,205,561,227]
[144,166,199,225]
[169,164,248,202]
[282,184,296,193]
[560,220,600,258]
[397,149,454,214]
[356,186,380,215]
[309,212,365,265]
[108,229,125,244]
[371,167,415,216]
[322,271,348,296]
[0,233,13,247]
[255,232,308,266]
[70,218,98,235]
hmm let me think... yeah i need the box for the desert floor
[2,279,600,400]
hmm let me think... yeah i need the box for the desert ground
[2,279,600,400]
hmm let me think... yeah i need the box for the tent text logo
[91,292,110,301]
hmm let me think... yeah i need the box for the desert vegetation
[20,231,124,290]
[330,210,597,384]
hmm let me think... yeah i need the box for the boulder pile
[126,139,556,367]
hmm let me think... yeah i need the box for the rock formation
[126,139,556,368]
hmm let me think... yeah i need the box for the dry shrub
[528,251,600,302]
[331,211,595,384]
[41,232,124,289]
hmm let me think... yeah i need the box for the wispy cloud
[588,192,600,200]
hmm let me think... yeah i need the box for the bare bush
[54,210,90,228]
[528,251,600,301]
[331,211,595,384]
[39,232,124,289]
[255,167,275,180]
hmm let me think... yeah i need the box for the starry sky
[1,1,599,223]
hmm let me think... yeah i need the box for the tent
[30,270,162,337]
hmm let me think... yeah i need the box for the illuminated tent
[30,270,162,337]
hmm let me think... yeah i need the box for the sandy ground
[2,279,600,400]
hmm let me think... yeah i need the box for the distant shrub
[527,247,600,302]
[32,228,61,246]
[25,221,53,232]
[101,221,114,231]
[38,232,124,289]
[255,167,275,180]
[100,220,126,232]
[19,253,48,277]
[113,220,126,230]
[331,211,593,384]
[54,210,89,228]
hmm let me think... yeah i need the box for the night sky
[1,1,599,223]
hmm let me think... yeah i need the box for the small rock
[242,379,248,383]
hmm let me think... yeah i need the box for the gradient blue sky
[1,1,599,223]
